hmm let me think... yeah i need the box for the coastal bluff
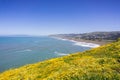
[0,39,120,80]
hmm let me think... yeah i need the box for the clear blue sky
[0,0,120,35]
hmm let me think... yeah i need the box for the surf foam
[54,51,68,56]
[16,49,32,52]
[53,37,100,48]
[73,42,100,48]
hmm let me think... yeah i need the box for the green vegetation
[0,39,120,80]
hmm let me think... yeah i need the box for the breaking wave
[54,51,68,56]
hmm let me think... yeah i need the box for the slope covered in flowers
[0,40,120,80]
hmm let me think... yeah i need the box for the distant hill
[50,31,120,41]
[0,39,120,79]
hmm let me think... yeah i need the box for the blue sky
[0,0,120,35]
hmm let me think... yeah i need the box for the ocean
[0,36,91,72]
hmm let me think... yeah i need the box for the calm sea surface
[0,36,90,72]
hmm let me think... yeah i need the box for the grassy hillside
[0,40,120,80]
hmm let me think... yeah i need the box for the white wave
[54,51,68,56]
[66,39,100,48]
[60,39,68,41]
[52,37,100,48]
[56,38,68,41]
[24,49,32,52]
[74,42,100,48]
[16,49,32,52]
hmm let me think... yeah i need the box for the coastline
[51,37,102,48]
[63,37,112,46]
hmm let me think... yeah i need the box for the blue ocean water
[0,36,90,72]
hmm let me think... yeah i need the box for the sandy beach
[65,38,112,46]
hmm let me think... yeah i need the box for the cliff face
[0,40,120,80]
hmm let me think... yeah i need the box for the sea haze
[0,36,90,72]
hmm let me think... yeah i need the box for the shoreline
[51,36,114,48]
[52,37,102,48]
[63,37,112,45]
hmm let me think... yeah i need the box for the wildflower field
[0,40,120,80]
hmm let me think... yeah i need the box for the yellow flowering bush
[0,40,120,80]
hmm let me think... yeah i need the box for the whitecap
[24,49,32,52]
[56,38,68,41]
[74,42,100,48]
[54,51,68,56]
[16,49,32,52]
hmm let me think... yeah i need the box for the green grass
[0,39,120,80]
